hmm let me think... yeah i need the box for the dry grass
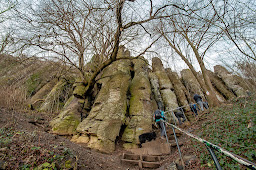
[0,85,27,109]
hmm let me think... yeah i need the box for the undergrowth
[0,127,77,169]
[193,96,256,169]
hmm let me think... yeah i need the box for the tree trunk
[183,33,220,107]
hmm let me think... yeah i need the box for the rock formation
[206,70,235,100]
[2,50,252,154]
[122,57,155,149]
[29,78,58,109]
[50,96,81,135]
[181,69,204,101]
[40,79,73,112]
[76,57,132,153]
[148,72,164,109]
[214,65,247,97]
[166,68,190,112]
[152,57,179,122]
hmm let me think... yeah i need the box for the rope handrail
[164,121,256,170]
[163,103,198,113]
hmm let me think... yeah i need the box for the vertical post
[180,107,188,122]
[162,120,169,143]
[171,111,185,168]
[205,144,222,170]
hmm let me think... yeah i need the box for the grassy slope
[193,96,256,169]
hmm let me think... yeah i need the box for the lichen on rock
[76,58,132,153]
[50,97,81,135]
[122,58,154,147]
[152,57,179,122]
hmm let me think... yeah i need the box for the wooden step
[121,153,162,168]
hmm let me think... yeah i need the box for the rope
[164,121,256,170]
[163,103,198,114]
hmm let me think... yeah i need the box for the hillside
[0,53,255,169]
[0,95,255,169]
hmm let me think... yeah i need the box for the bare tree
[0,0,16,54]
[189,0,256,62]
[12,0,182,97]
[13,0,96,78]
[157,1,222,107]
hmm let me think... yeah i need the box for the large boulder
[166,69,190,112]
[152,57,178,122]
[214,65,247,97]
[122,58,154,148]
[76,59,132,153]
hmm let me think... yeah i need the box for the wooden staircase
[121,153,162,168]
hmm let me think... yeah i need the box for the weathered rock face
[50,96,81,135]
[207,70,235,100]
[40,79,73,112]
[166,69,190,112]
[73,78,87,99]
[197,73,226,103]
[76,59,132,153]
[12,47,254,154]
[152,58,178,118]
[181,69,204,101]
[122,58,154,148]
[233,75,254,92]
[214,65,247,97]
[148,72,164,109]
[29,78,58,109]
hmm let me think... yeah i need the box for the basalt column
[166,68,190,112]
[122,57,154,149]
[207,70,235,100]
[76,58,132,153]
[148,72,164,110]
[152,57,179,122]
[181,69,204,101]
[197,72,226,103]
[214,65,247,97]
[49,61,96,136]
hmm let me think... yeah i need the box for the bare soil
[0,107,208,170]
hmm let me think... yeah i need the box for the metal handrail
[164,121,256,170]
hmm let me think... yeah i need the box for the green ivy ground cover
[193,96,256,169]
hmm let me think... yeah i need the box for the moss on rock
[76,58,132,153]
[123,59,154,145]
[123,143,138,150]
[51,111,80,135]
[50,97,81,135]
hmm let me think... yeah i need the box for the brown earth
[0,107,211,170]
